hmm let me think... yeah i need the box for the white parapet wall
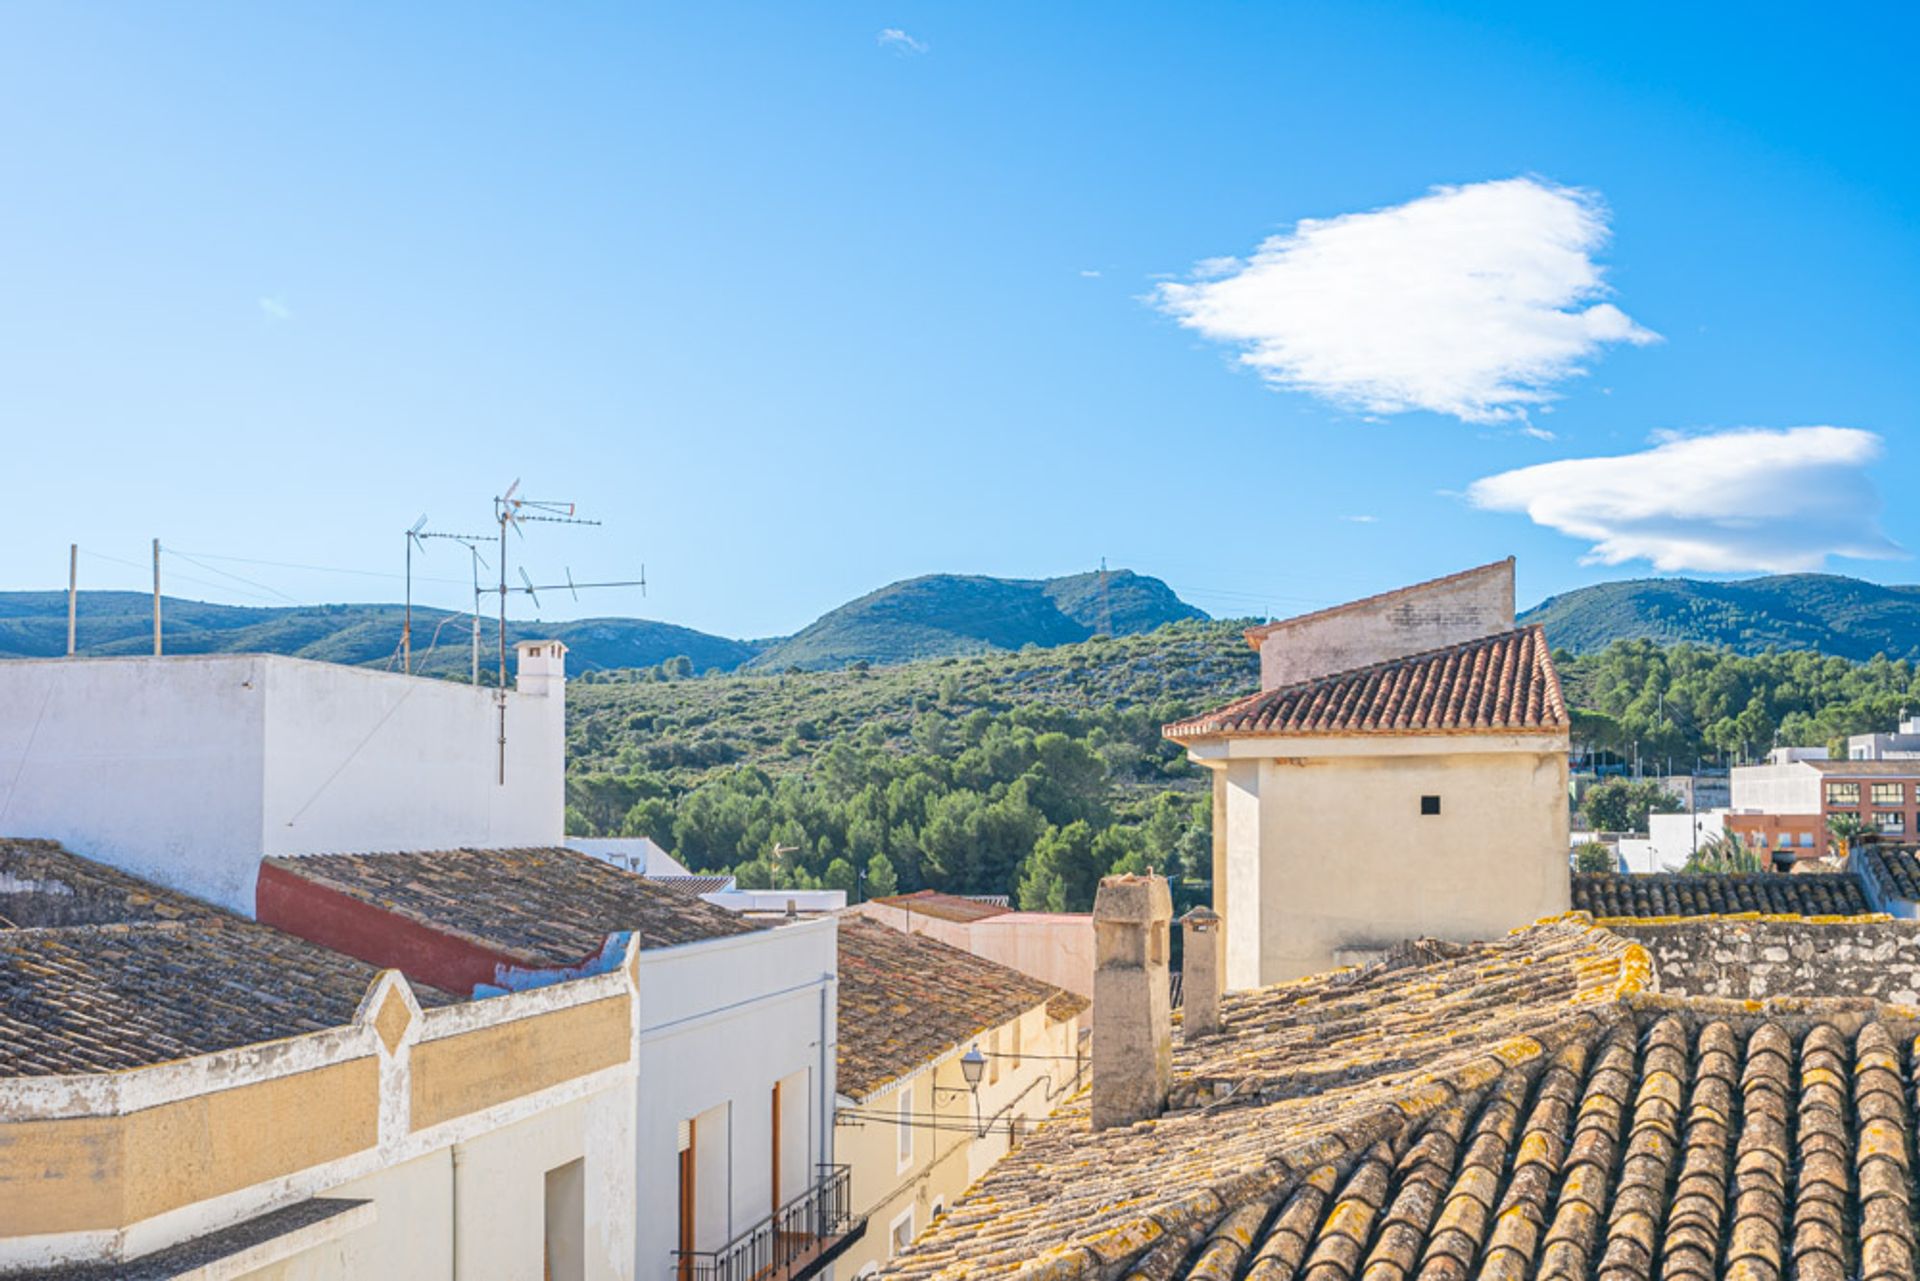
[0,645,566,915]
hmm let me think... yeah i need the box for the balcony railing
[674,1164,864,1281]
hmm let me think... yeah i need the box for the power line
[164,548,302,604]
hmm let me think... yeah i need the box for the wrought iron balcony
[674,1164,865,1281]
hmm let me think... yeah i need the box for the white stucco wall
[633,918,838,1281]
[1730,763,1822,815]
[0,649,565,915]
[1195,733,1570,989]
[1643,810,1727,871]
[1252,560,1514,691]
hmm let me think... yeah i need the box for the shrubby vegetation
[1577,778,1681,834]
[1559,640,1920,765]
[565,621,1251,909]
[563,626,1920,908]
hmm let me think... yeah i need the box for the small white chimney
[1091,873,1172,1131]
[515,640,568,700]
[1180,906,1222,1041]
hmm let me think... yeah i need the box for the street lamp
[959,1045,986,1089]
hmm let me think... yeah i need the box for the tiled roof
[649,874,737,896]
[1165,627,1566,739]
[883,917,1644,1278]
[881,916,1920,1281]
[836,915,1086,1100]
[871,890,1013,924]
[1572,871,1874,919]
[1241,558,1514,650]
[0,842,455,1077]
[1862,847,1920,902]
[0,837,218,927]
[263,847,757,968]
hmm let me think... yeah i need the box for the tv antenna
[403,517,495,676]
[486,480,647,783]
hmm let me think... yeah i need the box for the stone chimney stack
[1091,873,1172,1131]
[1180,906,1222,1041]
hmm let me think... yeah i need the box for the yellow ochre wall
[832,1000,1085,1280]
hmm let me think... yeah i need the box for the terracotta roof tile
[870,890,1013,924]
[880,916,1920,1280]
[0,841,455,1077]
[836,915,1085,1099]
[1863,848,1920,901]
[1165,626,1566,739]
[1572,871,1873,919]
[263,846,757,968]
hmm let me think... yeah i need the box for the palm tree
[1827,814,1870,860]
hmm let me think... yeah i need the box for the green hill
[746,570,1206,671]
[1521,574,1920,661]
[0,591,758,676]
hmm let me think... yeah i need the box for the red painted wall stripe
[255,861,525,996]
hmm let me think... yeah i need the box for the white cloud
[1467,426,1902,573]
[1079,269,1102,278]
[877,28,927,54]
[1341,514,1378,523]
[258,296,293,322]
[1154,177,1658,424]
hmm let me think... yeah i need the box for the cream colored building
[1166,561,1571,989]
[0,840,640,1280]
[830,917,1086,1279]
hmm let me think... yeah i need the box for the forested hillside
[1557,640,1920,765]
[1522,574,1920,660]
[566,626,1920,910]
[566,619,1255,909]
[744,570,1206,671]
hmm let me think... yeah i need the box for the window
[1873,782,1907,806]
[1420,795,1441,816]
[1010,1016,1023,1070]
[931,1200,947,1223]
[989,1029,1001,1086]
[1826,781,1861,806]
[544,1158,585,1281]
[890,1209,915,1258]
[1877,811,1907,834]
[896,1088,913,1170]
[1798,833,1814,847]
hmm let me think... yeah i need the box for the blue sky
[3,3,1915,639]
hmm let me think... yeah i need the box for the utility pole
[151,538,162,656]
[66,544,77,656]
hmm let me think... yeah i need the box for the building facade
[255,846,850,1281]
[1167,562,1572,989]
[851,891,1094,999]
[830,917,1086,1279]
[1729,757,1920,854]
[0,840,640,1281]
[0,643,567,914]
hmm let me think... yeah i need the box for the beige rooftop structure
[1167,559,1571,988]
[1242,557,1516,693]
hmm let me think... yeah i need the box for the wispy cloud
[1153,177,1657,424]
[258,296,293,323]
[877,28,927,55]
[1341,514,1379,523]
[1079,269,1102,278]
[1467,426,1902,573]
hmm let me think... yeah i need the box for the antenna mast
[487,481,645,784]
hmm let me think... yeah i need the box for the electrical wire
[164,548,302,604]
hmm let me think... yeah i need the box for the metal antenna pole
[67,544,77,656]
[403,516,428,676]
[151,538,162,656]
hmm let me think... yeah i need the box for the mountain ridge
[0,568,1209,676]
